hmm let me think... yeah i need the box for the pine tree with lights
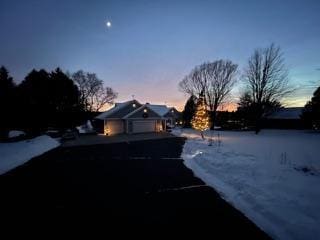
[191,94,210,139]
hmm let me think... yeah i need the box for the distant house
[262,107,304,129]
[93,100,181,135]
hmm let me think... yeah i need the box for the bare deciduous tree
[179,66,207,97]
[93,86,117,112]
[243,43,292,132]
[72,70,117,112]
[244,43,290,105]
[204,61,238,120]
[179,60,238,128]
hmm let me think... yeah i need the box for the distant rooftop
[267,107,303,120]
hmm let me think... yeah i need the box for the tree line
[180,43,320,132]
[0,67,117,139]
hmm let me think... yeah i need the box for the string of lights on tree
[191,94,210,137]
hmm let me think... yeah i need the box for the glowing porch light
[104,126,110,136]
[143,108,147,113]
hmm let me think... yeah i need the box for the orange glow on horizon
[100,100,238,113]
[176,102,238,112]
[218,102,238,112]
[99,98,307,114]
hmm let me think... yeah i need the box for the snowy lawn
[76,120,95,134]
[8,130,26,138]
[173,128,320,240]
[0,135,60,175]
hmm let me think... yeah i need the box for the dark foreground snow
[0,135,60,175]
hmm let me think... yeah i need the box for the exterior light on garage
[104,127,110,136]
[144,108,147,113]
[132,103,136,107]
[171,109,174,113]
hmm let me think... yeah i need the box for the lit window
[144,109,147,113]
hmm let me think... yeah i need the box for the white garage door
[106,120,124,135]
[132,120,156,133]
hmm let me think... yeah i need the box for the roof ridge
[147,104,171,116]
[95,100,133,119]
[122,104,145,119]
[122,103,163,119]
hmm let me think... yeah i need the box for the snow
[8,130,25,138]
[147,104,170,116]
[76,120,95,134]
[95,101,131,119]
[173,128,320,240]
[0,135,60,175]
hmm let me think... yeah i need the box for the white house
[94,100,181,135]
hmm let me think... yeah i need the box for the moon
[106,21,112,28]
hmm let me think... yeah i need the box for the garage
[132,120,156,133]
[105,120,124,135]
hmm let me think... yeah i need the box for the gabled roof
[147,104,170,117]
[267,107,303,120]
[95,100,134,120]
[96,100,179,120]
[164,107,181,117]
[122,104,163,119]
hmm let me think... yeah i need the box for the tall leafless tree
[72,70,117,112]
[244,43,290,105]
[179,60,238,128]
[243,43,292,132]
[179,65,207,98]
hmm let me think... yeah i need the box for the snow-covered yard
[76,120,95,134]
[173,129,320,240]
[8,130,26,138]
[0,135,60,175]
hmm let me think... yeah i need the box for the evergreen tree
[182,95,196,128]
[237,92,255,128]
[18,68,82,133]
[0,66,16,139]
[49,68,82,127]
[0,66,15,92]
[18,69,51,132]
[302,86,320,129]
[237,91,281,131]
[191,94,210,139]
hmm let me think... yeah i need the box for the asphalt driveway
[62,132,176,147]
[0,137,271,238]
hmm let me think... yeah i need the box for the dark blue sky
[1,0,319,109]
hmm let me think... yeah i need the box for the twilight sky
[1,0,319,110]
